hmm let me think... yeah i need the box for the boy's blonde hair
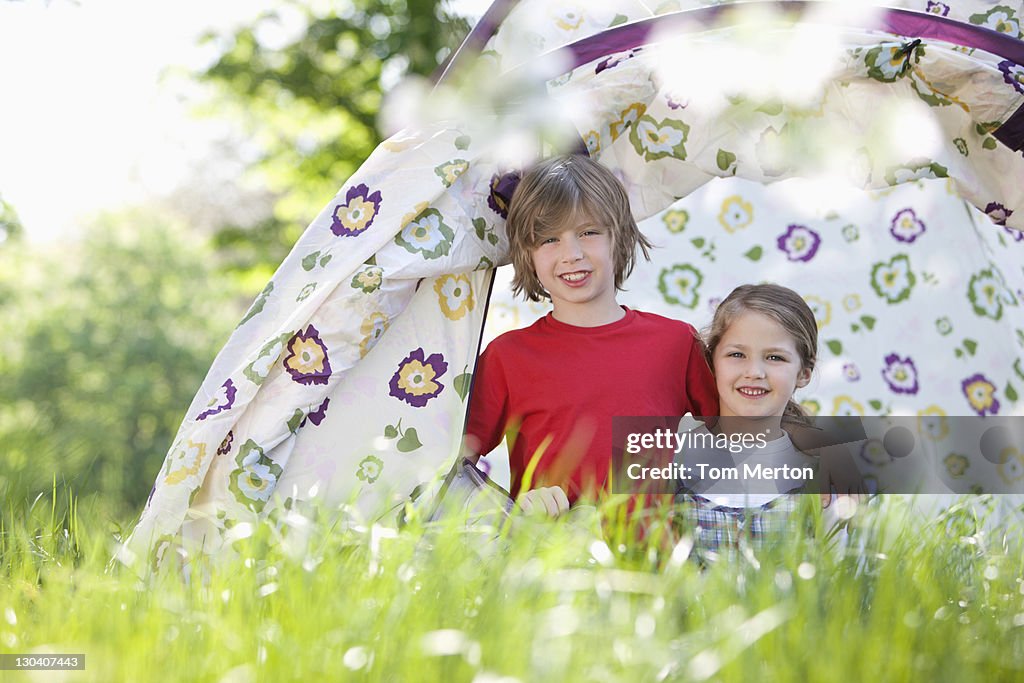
[705,284,818,422]
[505,155,653,302]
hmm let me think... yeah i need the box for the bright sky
[0,0,489,244]
[0,0,276,242]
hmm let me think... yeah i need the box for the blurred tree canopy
[0,211,244,515]
[0,1,475,517]
[197,0,471,278]
[0,194,23,245]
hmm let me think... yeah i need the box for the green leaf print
[397,428,423,453]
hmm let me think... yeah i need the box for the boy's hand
[518,486,570,517]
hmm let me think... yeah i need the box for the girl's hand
[518,486,570,517]
[817,444,868,507]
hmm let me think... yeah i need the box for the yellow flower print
[285,336,329,378]
[662,208,689,234]
[610,103,646,140]
[339,197,375,233]
[583,130,601,156]
[401,202,430,230]
[398,359,441,398]
[917,405,949,441]
[860,439,889,465]
[832,395,864,416]
[962,374,999,416]
[944,453,969,478]
[164,439,207,486]
[800,399,821,416]
[395,203,455,260]
[434,159,469,187]
[382,131,423,153]
[842,294,861,312]
[804,295,831,329]
[998,448,1024,485]
[717,196,753,233]
[487,303,520,337]
[352,266,384,294]
[434,274,474,320]
[551,4,584,31]
[359,312,390,358]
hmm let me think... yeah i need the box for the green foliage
[0,194,23,245]
[0,210,244,516]
[2,494,1023,680]
[198,0,470,276]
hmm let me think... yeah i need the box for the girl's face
[713,310,811,419]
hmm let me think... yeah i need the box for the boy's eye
[726,351,744,358]
[581,229,600,236]
[767,354,787,362]
[541,237,558,245]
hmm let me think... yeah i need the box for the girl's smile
[714,310,811,419]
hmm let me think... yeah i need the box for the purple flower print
[389,348,448,407]
[332,184,382,237]
[962,374,1000,416]
[197,379,237,421]
[998,60,1024,95]
[595,48,642,74]
[284,325,332,386]
[882,354,919,394]
[488,171,520,219]
[301,398,331,428]
[217,430,234,456]
[889,208,926,243]
[665,93,688,110]
[777,224,821,262]
[985,202,1013,227]
[925,1,949,17]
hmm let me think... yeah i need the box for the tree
[0,209,244,514]
[194,0,470,277]
[0,194,23,245]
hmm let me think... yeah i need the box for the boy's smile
[531,213,622,326]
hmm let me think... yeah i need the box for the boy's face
[530,212,618,318]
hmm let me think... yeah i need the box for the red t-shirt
[465,307,718,501]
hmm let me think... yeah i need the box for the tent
[122,0,1024,570]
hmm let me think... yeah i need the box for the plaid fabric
[673,493,805,556]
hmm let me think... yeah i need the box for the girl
[674,283,852,554]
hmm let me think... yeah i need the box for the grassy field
[1,492,1022,682]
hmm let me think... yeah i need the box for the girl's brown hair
[505,155,653,302]
[705,284,818,423]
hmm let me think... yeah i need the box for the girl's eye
[541,237,558,245]
[582,229,600,236]
[727,351,744,358]
[767,354,787,362]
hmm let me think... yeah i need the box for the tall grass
[1,491,1022,682]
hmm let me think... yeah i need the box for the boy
[465,154,718,515]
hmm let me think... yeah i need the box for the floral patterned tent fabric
[122,0,1024,570]
[481,176,1024,495]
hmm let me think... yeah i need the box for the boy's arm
[463,344,509,465]
[463,404,570,515]
[460,435,482,466]
[684,326,719,417]
[463,345,569,516]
